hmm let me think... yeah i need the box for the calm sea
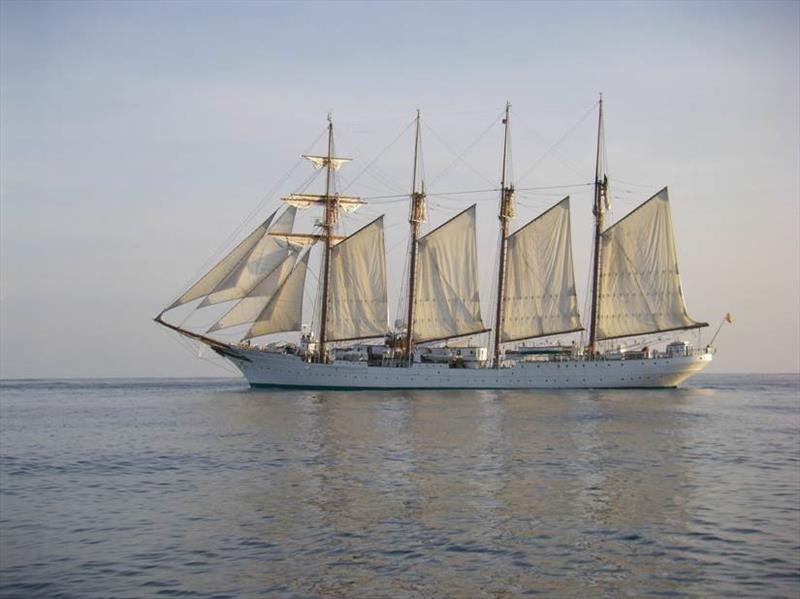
[1,374,798,598]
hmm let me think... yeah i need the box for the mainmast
[588,94,608,355]
[318,114,335,362]
[493,102,514,368]
[405,110,427,363]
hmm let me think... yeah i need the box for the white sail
[207,251,298,333]
[199,207,296,307]
[413,205,487,343]
[327,217,388,341]
[244,251,311,340]
[597,187,706,340]
[501,197,583,342]
[167,211,279,310]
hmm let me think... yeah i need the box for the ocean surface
[1,374,798,598]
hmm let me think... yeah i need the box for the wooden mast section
[404,110,426,363]
[272,115,361,361]
[588,94,608,355]
[318,114,335,362]
[493,102,514,368]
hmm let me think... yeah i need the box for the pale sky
[1,0,798,378]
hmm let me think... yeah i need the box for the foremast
[588,94,608,356]
[278,115,364,362]
[405,110,427,363]
[493,102,514,368]
[318,115,336,362]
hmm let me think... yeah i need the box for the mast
[405,110,426,363]
[493,102,514,368]
[318,114,335,362]
[588,94,608,355]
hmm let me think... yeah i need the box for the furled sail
[206,251,298,333]
[199,207,297,307]
[327,217,388,341]
[597,187,707,340]
[302,155,352,171]
[500,197,583,342]
[167,210,283,310]
[243,251,311,340]
[283,194,365,213]
[413,205,487,343]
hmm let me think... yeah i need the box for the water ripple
[0,373,798,597]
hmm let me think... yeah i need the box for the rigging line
[602,117,610,188]
[515,101,598,185]
[198,352,240,376]
[425,111,504,187]
[158,326,239,376]
[369,162,409,194]
[386,236,410,256]
[430,188,497,197]
[515,199,564,211]
[395,245,411,327]
[338,172,395,196]
[339,158,407,197]
[362,183,592,201]
[340,117,417,193]
[383,221,408,232]
[173,162,300,314]
[366,195,414,204]
[516,182,593,191]
[359,164,407,195]
[434,195,493,205]
[516,192,586,204]
[580,225,598,348]
[295,168,324,194]
[427,201,462,212]
[608,176,661,189]
[363,189,493,201]
[611,193,645,204]
[168,126,329,311]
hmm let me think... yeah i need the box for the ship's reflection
[223,388,698,596]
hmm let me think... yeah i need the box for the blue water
[1,374,798,597]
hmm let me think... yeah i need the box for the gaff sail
[597,187,707,340]
[413,205,487,343]
[327,216,389,341]
[500,197,583,342]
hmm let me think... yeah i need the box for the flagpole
[708,313,734,347]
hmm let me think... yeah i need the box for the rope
[425,111,503,187]
[362,183,591,202]
[166,126,329,310]
[515,101,598,185]
[340,117,417,192]
[609,176,661,189]
[156,325,240,376]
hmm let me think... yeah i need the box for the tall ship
[156,98,717,389]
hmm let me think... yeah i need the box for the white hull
[221,348,713,389]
